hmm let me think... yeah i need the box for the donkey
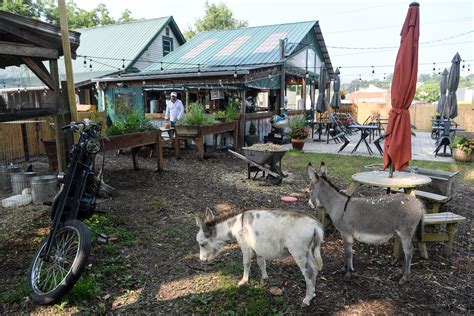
[307,162,424,284]
[195,208,324,306]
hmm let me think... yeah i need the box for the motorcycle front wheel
[27,219,91,305]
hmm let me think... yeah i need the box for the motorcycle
[27,120,103,305]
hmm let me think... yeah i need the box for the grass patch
[84,214,134,246]
[0,282,29,304]
[284,151,474,185]
[63,275,101,304]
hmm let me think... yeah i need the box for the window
[163,36,173,56]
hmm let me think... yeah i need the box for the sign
[210,90,224,100]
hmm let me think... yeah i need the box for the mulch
[0,149,472,314]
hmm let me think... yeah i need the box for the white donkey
[307,162,424,284]
[195,208,324,306]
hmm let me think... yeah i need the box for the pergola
[0,10,80,169]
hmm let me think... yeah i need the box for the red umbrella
[383,2,420,174]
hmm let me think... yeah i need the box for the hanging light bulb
[122,59,125,69]
[305,71,309,78]
[234,66,238,78]
[371,66,375,74]
[142,80,146,86]
[83,56,87,68]
[358,74,362,81]
[432,62,435,72]
[462,60,465,69]
[197,64,201,76]
[160,62,164,73]
[89,60,93,71]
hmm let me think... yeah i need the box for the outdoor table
[346,170,432,195]
[342,124,380,155]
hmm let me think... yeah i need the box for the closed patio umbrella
[436,68,448,116]
[316,64,329,113]
[331,68,341,110]
[446,53,461,119]
[383,2,420,174]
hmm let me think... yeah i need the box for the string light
[89,60,93,71]
[83,56,87,68]
[122,59,125,69]
[432,62,436,71]
[234,66,237,78]
[371,66,375,74]
[358,74,362,81]
[160,62,164,72]
[197,64,201,76]
[383,73,386,80]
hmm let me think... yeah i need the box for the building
[348,84,391,104]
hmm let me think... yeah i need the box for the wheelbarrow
[229,147,288,185]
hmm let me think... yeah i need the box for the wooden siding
[133,24,182,70]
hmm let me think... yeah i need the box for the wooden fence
[0,111,107,163]
[355,102,474,132]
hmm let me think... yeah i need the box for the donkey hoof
[301,299,311,307]
[260,277,268,286]
[398,276,408,285]
[343,271,352,280]
[238,279,249,287]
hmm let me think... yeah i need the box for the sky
[62,0,474,83]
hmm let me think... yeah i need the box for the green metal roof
[60,16,185,84]
[144,20,333,76]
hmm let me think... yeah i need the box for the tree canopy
[184,1,248,40]
[1,0,137,29]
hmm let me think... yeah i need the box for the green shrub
[107,111,155,136]
[224,103,239,122]
[288,116,308,139]
[179,103,216,126]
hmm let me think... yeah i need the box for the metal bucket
[0,164,21,191]
[31,175,58,205]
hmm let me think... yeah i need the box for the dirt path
[1,151,472,314]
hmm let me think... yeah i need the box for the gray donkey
[307,162,424,284]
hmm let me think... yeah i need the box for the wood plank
[424,212,466,224]
[413,190,449,202]
[0,108,56,122]
[0,41,58,59]
[22,56,55,90]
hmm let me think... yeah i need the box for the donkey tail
[313,224,324,271]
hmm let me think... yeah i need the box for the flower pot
[291,139,305,150]
[452,148,472,162]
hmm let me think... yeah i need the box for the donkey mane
[204,209,248,227]
[320,175,350,197]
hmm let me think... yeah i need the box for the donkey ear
[194,214,203,228]
[319,161,327,176]
[307,163,318,182]
[205,207,215,220]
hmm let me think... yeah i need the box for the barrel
[30,175,58,205]
[150,100,159,113]
[0,164,21,191]
[11,171,36,195]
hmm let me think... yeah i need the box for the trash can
[0,164,21,191]
[11,172,31,195]
[30,175,58,205]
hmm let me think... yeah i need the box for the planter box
[175,121,239,160]
[102,130,163,171]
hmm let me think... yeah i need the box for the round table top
[352,171,431,189]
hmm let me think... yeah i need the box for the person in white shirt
[165,91,184,127]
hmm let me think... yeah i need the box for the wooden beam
[0,21,58,49]
[22,56,55,90]
[58,0,78,123]
[0,41,59,59]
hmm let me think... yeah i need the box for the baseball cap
[171,92,177,97]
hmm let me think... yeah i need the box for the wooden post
[49,59,66,172]
[238,89,246,148]
[302,77,306,109]
[58,0,77,123]
[279,39,286,112]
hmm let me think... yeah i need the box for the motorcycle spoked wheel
[27,220,91,305]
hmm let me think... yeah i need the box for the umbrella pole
[389,162,394,178]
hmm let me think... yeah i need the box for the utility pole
[58,0,78,123]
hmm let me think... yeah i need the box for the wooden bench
[417,212,467,259]
[395,189,450,213]
[394,212,466,259]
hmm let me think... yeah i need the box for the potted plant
[451,137,474,162]
[288,116,309,150]
[245,122,258,146]
[176,103,216,136]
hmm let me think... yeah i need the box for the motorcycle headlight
[57,172,65,183]
[86,137,101,154]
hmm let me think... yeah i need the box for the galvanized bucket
[11,170,34,194]
[31,175,58,205]
[0,164,21,191]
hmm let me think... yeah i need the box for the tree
[414,81,440,103]
[184,1,248,40]
[1,0,136,29]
